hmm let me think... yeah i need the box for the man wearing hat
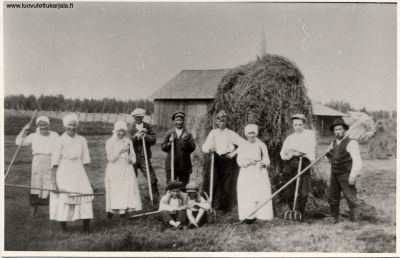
[280,114,316,218]
[129,108,159,201]
[325,118,362,223]
[185,181,210,228]
[161,111,196,186]
[202,110,245,213]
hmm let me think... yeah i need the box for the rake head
[284,210,303,221]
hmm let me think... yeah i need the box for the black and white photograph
[2,1,397,254]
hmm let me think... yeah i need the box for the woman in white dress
[236,124,273,223]
[50,113,94,232]
[105,120,142,219]
[15,116,59,217]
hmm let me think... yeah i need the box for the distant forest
[4,94,395,122]
[4,94,154,114]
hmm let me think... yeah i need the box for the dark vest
[331,137,353,175]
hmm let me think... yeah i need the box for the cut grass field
[4,135,396,252]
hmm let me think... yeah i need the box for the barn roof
[151,69,230,99]
[152,69,348,117]
[312,103,349,117]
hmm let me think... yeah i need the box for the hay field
[4,134,396,252]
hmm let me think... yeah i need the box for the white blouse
[237,139,271,168]
[16,131,59,155]
[105,136,136,163]
[51,133,91,167]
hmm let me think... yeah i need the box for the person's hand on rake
[169,134,175,142]
[22,123,31,132]
[348,175,359,186]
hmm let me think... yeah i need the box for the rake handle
[5,183,104,196]
[171,140,175,181]
[292,157,303,212]
[5,109,38,180]
[142,137,154,206]
[127,210,160,219]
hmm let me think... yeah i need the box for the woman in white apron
[15,116,59,217]
[105,120,142,219]
[236,124,273,223]
[50,113,94,233]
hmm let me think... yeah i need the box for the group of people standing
[14,107,362,232]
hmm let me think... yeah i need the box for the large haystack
[200,54,324,203]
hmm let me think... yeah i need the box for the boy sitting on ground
[185,181,210,228]
[159,180,188,229]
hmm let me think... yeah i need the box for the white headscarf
[113,120,128,135]
[36,115,50,126]
[244,124,258,136]
[63,113,79,127]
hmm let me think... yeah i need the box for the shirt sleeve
[15,132,33,146]
[230,130,246,147]
[347,140,362,178]
[236,146,250,167]
[81,137,91,165]
[129,141,136,164]
[201,130,214,153]
[51,137,62,167]
[260,140,271,166]
[280,137,290,160]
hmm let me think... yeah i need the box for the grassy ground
[4,135,396,252]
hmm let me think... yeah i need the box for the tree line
[4,94,154,114]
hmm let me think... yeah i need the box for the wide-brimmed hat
[171,111,185,120]
[167,180,183,191]
[186,181,199,193]
[329,118,349,132]
[131,108,146,117]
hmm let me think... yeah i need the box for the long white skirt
[105,159,142,213]
[31,154,52,198]
[237,165,273,220]
[49,159,93,221]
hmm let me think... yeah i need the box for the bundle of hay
[200,54,326,202]
[344,111,375,142]
[369,119,397,159]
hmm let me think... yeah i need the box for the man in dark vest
[161,111,196,187]
[326,118,362,223]
[129,108,159,202]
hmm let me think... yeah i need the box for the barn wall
[154,99,211,130]
[313,116,342,137]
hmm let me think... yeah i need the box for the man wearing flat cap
[280,113,316,218]
[202,110,245,213]
[129,108,159,201]
[161,111,196,186]
[325,118,362,223]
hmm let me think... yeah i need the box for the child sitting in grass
[158,180,188,229]
[185,181,210,228]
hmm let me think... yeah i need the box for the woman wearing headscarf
[236,124,273,223]
[15,115,59,217]
[49,113,94,233]
[105,120,142,219]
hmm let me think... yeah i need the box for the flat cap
[131,108,146,117]
[185,181,199,192]
[166,180,184,191]
[171,111,185,120]
[291,114,307,122]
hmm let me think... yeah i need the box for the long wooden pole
[171,140,175,181]
[210,153,215,202]
[142,137,154,206]
[5,109,38,180]
[127,210,160,219]
[5,183,104,197]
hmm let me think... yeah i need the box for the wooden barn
[151,69,347,136]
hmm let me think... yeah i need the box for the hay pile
[344,111,376,142]
[369,119,397,159]
[201,54,326,202]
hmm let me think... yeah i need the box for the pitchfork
[284,156,303,221]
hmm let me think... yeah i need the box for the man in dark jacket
[161,111,196,187]
[129,108,159,202]
[325,118,362,223]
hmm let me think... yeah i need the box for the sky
[3,2,397,110]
